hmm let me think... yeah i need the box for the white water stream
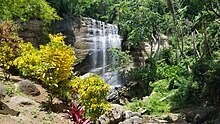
[85,18,122,88]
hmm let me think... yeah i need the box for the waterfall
[84,18,122,88]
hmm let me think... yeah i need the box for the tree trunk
[203,22,211,57]
[166,0,180,62]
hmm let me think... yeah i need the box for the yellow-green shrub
[69,74,111,120]
[14,42,42,77]
[0,42,16,70]
[14,33,76,104]
[38,33,76,87]
[0,21,22,78]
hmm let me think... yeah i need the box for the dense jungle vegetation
[0,0,220,123]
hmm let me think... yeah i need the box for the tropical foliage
[0,0,60,23]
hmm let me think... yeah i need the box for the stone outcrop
[130,34,169,67]
[97,104,184,124]
[20,19,46,47]
[53,15,82,46]
[0,84,6,100]
[19,16,90,71]
[107,81,147,105]
[184,107,218,124]
[0,101,20,116]
[15,80,40,96]
[52,15,89,69]
[97,104,143,124]
[214,117,220,124]
[9,96,39,107]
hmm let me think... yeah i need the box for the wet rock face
[74,17,122,75]
[53,15,82,46]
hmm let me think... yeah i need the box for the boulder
[186,108,208,123]
[214,117,220,124]
[159,113,182,123]
[97,104,144,124]
[0,101,20,116]
[0,85,6,99]
[142,115,169,124]
[107,81,147,104]
[97,104,124,124]
[107,89,119,104]
[167,113,180,122]
[15,80,40,96]
[174,119,188,124]
[110,104,124,122]
[123,110,132,119]
[119,116,143,124]
[123,111,141,120]
[10,76,23,82]
[8,96,39,107]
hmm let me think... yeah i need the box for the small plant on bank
[68,102,90,124]
[0,21,22,79]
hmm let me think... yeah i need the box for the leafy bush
[0,21,22,78]
[125,98,146,112]
[14,42,41,77]
[110,48,132,73]
[126,63,197,115]
[47,0,116,22]
[37,33,76,104]
[154,63,197,109]
[129,58,157,82]
[145,80,172,114]
[146,93,171,114]
[156,64,185,80]
[129,68,148,82]
[38,33,76,86]
[192,58,220,103]
[0,0,60,23]
[14,33,76,104]
[69,74,111,121]
[125,81,172,115]
[170,77,199,109]
[126,79,193,115]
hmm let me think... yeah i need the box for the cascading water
[84,18,123,88]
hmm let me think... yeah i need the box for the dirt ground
[0,69,70,124]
